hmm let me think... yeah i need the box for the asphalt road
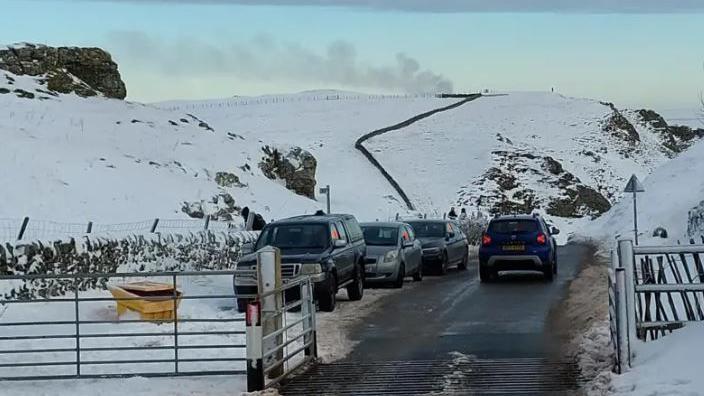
[344,244,587,362]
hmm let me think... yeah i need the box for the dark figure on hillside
[459,208,468,220]
[448,207,458,220]
[241,207,266,231]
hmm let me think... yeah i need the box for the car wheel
[458,248,469,271]
[318,275,337,312]
[347,263,364,301]
[393,264,405,288]
[553,255,558,274]
[543,263,555,282]
[412,265,423,282]
[236,298,249,313]
[479,266,491,283]
[439,252,449,275]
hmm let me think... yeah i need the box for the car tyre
[413,265,423,282]
[319,275,338,312]
[236,298,249,313]
[543,263,555,282]
[346,263,364,301]
[439,252,449,275]
[479,266,491,283]
[458,248,469,271]
[393,264,405,288]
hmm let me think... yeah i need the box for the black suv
[406,219,469,275]
[234,213,366,312]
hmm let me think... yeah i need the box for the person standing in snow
[448,207,458,220]
[459,208,468,221]
[241,207,266,231]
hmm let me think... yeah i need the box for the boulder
[259,146,317,199]
[0,43,126,99]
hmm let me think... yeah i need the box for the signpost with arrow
[624,174,645,245]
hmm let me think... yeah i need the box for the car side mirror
[402,240,414,248]
[333,239,348,248]
[446,232,455,240]
[551,227,560,235]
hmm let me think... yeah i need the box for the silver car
[360,222,423,288]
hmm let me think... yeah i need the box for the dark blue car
[478,214,559,282]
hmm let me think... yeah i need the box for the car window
[330,223,342,241]
[408,222,445,238]
[343,218,363,242]
[489,220,538,234]
[405,225,415,241]
[362,226,399,246]
[256,224,330,251]
[401,226,410,241]
[335,221,348,242]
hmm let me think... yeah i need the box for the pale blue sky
[3,0,703,109]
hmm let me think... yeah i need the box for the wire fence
[158,93,440,112]
[0,216,244,245]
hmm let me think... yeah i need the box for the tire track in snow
[355,94,482,210]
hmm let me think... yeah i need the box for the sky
[2,0,703,110]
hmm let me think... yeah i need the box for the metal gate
[0,270,256,380]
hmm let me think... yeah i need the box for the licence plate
[502,244,525,251]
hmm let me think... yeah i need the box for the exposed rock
[215,172,245,188]
[546,185,611,219]
[259,146,317,199]
[636,109,704,154]
[601,102,640,144]
[543,156,564,175]
[13,89,34,99]
[182,193,240,221]
[0,43,126,99]
[688,201,704,238]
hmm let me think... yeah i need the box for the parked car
[406,219,469,275]
[360,222,423,288]
[234,213,366,312]
[478,214,559,282]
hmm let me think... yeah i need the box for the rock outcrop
[688,201,704,239]
[636,109,704,154]
[259,146,317,199]
[0,43,126,99]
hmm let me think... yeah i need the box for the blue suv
[478,214,559,282]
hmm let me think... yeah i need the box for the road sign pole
[633,191,638,245]
[326,185,331,214]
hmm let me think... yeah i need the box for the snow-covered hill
[2,61,701,242]
[362,92,702,237]
[0,70,321,225]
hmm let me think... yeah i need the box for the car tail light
[537,233,547,245]
[482,234,492,246]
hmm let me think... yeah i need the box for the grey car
[360,222,423,288]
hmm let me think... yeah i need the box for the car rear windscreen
[408,222,445,238]
[362,226,398,246]
[489,220,538,234]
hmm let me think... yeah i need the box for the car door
[450,223,465,264]
[331,222,355,281]
[405,225,422,273]
[444,222,459,264]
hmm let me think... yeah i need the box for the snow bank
[612,323,704,395]
[585,138,704,245]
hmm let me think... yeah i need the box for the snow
[160,91,454,222]
[611,323,704,395]
[584,138,704,245]
[364,92,673,241]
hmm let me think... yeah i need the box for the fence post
[246,301,264,391]
[615,267,629,372]
[204,215,211,231]
[618,239,637,362]
[246,213,255,231]
[17,217,29,241]
[301,279,317,358]
[73,276,81,377]
[150,218,160,233]
[85,221,93,234]
[257,246,283,380]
